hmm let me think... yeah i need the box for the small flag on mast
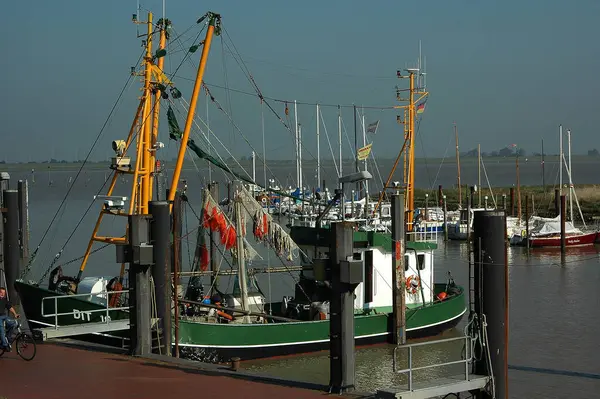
[357,143,372,161]
[366,120,379,134]
[416,102,426,114]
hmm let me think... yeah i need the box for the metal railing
[41,290,130,330]
[393,335,473,391]
[406,225,439,243]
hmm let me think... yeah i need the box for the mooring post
[525,195,529,252]
[424,193,429,222]
[560,194,566,254]
[502,194,506,211]
[554,189,560,217]
[438,185,443,206]
[208,182,220,292]
[391,192,406,344]
[172,191,183,358]
[470,186,475,209]
[509,187,515,217]
[329,221,362,394]
[443,195,448,242]
[17,180,29,275]
[0,172,9,274]
[149,201,171,356]
[466,195,471,242]
[473,210,509,399]
[125,214,153,357]
[3,190,20,306]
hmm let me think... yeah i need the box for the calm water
[3,162,600,397]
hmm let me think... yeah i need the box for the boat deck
[2,342,345,399]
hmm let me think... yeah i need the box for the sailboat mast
[354,104,359,195]
[298,123,303,192]
[559,124,563,196]
[316,103,320,188]
[338,105,342,187]
[294,100,299,188]
[567,129,574,222]
[477,144,481,207]
[516,149,521,221]
[167,12,220,203]
[362,108,368,213]
[455,123,462,207]
[541,138,545,193]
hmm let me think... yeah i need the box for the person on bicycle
[0,287,20,351]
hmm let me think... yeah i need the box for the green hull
[15,280,465,360]
[178,284,466,360]
[15,280,130,347]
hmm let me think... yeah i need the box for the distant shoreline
[1,154,599,171]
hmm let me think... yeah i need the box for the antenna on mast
[418,40,422,88]
[423,55,427,91]
[133,0,140,36]
[162,0,166,21]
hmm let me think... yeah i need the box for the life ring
[405,275,420,295]
[261,197,267,205]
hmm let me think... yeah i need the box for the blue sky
[1,0,599,162]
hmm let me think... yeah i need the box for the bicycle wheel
[16,333,36,361]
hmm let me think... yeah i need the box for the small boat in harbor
[527,218,597,248]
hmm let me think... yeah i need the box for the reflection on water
[244,330,468,392]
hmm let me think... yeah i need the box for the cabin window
[353,252,362,261]
[417,254,426,270]
[364,250,373,303]
[404,255,409,271]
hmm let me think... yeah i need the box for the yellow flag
[357,143,372,161]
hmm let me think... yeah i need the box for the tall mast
[455,122,462,208]
[76,11,155,280]
[567,129,574,222]
[396,68,426,232]
[140,12,154,213]
[541,138,545,193]
[338,105,342,187]
[477,143,481,207]
[516,148,521,221]
[354,104,359,194]
[316,103,320,188]
[149,18,168,200]
[298,123,303,192]
[168,12,220,203]
[362,108,368,214]
[293,100,299,188]
[559,124,563,196]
